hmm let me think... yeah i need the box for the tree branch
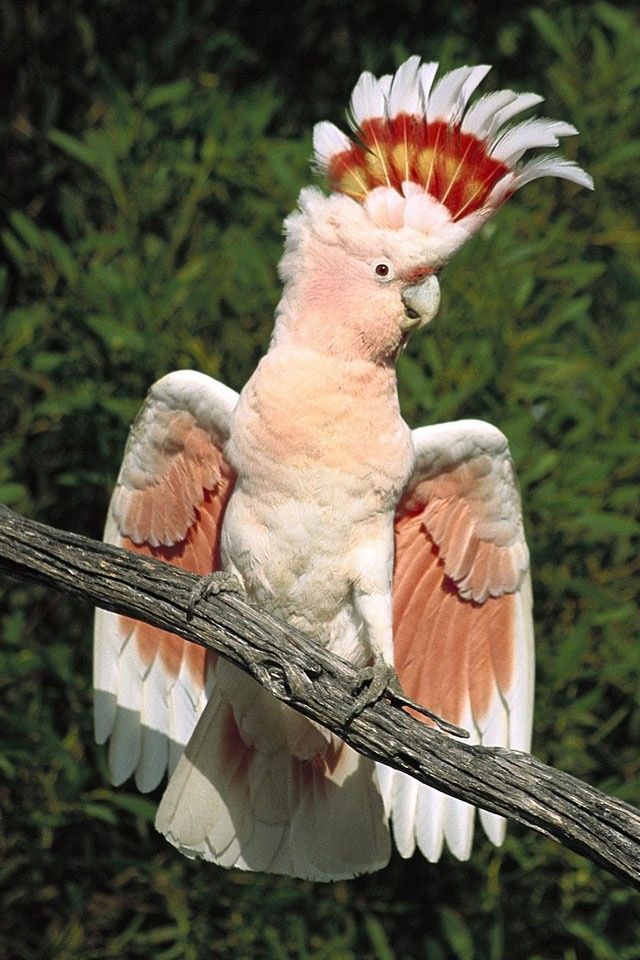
[1,502,639,888]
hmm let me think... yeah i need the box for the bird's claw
[345,656,400,724]
[253,657,315,702]
[346,654,470,739]
[385,689,470,739]
[186,571,242,621]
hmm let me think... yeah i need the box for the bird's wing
[94,370,238,793]
[385,418,534,861]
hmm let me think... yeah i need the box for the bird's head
[273,56,592,365]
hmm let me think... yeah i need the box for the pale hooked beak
[400,274,441,331]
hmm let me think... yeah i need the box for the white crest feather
[457,64,492,118]
[461,90,522,137]
[378,74,393,99]
[511,155,594,191]
[427,65,479,122]
[387,55,423,117]
[491,92,545,134]
[313,121,352,169]
[491,118,579,165]
[349,70,387,127]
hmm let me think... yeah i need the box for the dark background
[1,1,639,957]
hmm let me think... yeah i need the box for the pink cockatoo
[94,57,592,881]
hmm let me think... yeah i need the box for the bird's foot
[346,653,469,739]
[253,657,321,703]
[186,571,242,621]
[345,654,401,724]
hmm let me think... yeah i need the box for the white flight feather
[505,572,536,753]
[93,607,122,743]
[108,632,146,786]
[442,706,477,861]
[415,783,447,863]
[390,773,419,858]
[167,679,196,774]
[136,654,172,792]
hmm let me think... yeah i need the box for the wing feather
[385,419,534,860]
[415,781,446,862]
[94,370,238,792]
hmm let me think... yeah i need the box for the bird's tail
[155,663,390,881]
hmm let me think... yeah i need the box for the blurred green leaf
[439,908,475,960]
[48,128,98,168]
[8,212,46,251]
[0,483,28,505]
[365,916,395,960]
[144,79,193,109]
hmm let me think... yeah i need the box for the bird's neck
[270,297,358,361]
[227,344,412,483]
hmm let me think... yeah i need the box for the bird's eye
[372,260,394,282]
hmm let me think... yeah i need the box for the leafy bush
[1,75,308,524]
[1,3,639,958]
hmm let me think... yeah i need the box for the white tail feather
[156,674,391,881]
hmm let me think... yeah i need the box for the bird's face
[368,255,441,340]
[304,245,440,362]
[276,188,450,364]
[279,230,442,363]
[338,249,442,362]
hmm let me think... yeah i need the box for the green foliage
[1,74,307,532]
[1,2,639,958]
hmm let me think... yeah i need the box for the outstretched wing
[94,370,238,793]
[385,419,534,861]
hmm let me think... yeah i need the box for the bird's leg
[346,583,399,721]
[348,579,469,737]
[186,571,242,621]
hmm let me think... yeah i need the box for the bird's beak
[400,274,441,331]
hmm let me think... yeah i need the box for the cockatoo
[94,56,592,881]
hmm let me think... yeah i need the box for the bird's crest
[313,57,592,237]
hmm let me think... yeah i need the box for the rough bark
[1,502,639,888]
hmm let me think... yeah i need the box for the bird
[94,56,592,881]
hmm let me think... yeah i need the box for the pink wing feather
[387,419,534,861]
[94,370,238,792]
